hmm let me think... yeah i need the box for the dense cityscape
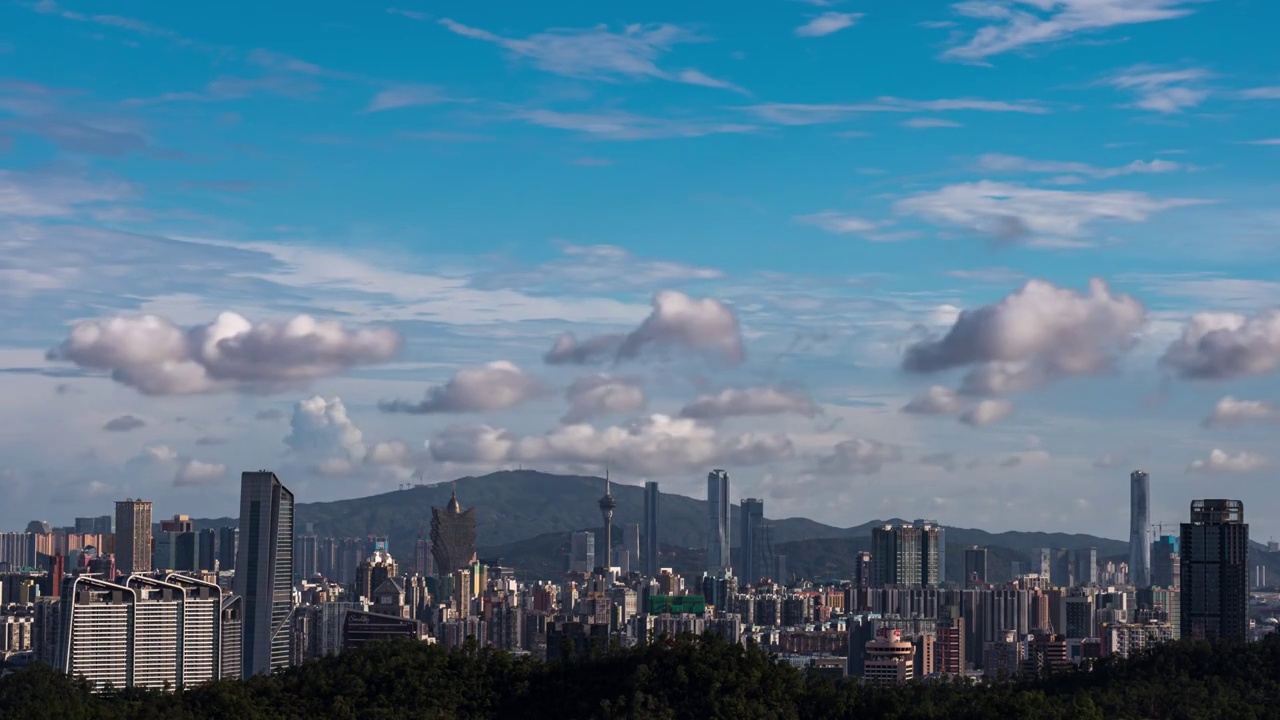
[0,466,1272,693]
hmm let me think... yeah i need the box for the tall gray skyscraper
[871,523,941,586]
[740,498,765,585]
[1130,470,1151,587]
[706,469,731,573]
[1181,499,1248,640]
[114,499,152,578]
[623,523,640,571]
[234,470,295,677]
[643,481,659,577]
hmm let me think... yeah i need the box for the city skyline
[2,0,1280,543]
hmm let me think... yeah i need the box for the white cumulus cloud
[174,459,227,487]
[48,312,401,395]
[1160,309,1280,380]
[428,414,793,475]
[562,374,646,424]
[1202,396,1280,428]
[380,361,542,414]
[679,386,819,419]
[1187,448,1268,474]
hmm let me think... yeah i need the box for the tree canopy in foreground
[3,634,1278,720]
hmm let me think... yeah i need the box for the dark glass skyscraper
[234,470,295,677]
[598,475,616,570]
[1151,535,1180,590]
[739,498,765,585]
[1130,470,1151,587]
[964,546,988,586]
[643,481,659,577]
[218,526,238,572]
[430,488,477,576]
[1181,499,1248,640]
[706,469,731,573]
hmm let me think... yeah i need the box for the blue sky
[2,0,1279,544]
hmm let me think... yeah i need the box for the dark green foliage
[4,634,1278,719]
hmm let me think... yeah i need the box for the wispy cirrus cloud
[513,108,757,140]
[795,12,864,37]
[895,181,1204,247]
[941,0,1204,62]
[437,19,742,92]
[1102,66,1214,113]
[364,84,449,112]
[743,96,1048,125]
[975,153,1189,180]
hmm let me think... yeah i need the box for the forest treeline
[3,634,1279,720]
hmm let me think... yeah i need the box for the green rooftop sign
[647,595,706,616]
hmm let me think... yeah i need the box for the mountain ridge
[192,469,1130,562]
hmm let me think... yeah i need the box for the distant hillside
[192,470,1145,578]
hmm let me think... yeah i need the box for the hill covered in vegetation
[4,634,1278,720]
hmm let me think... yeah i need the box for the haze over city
[2,0,1279,544]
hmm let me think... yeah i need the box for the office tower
[871,523,939,586]
[1071,547,1098,585]
[297,534,319,580]
[160,514,193,534]
[623,523,641,575]
[1047,548,1072,587]
[643,481,660,577]
[569,531,595,574]
[739,498,765,585]
[854,551,873,588]
[412,535,431,576]
[74,516,113,535]
[1181,499,1248,640]
[706,469,731,573]
[598,474,616,570]
[355,547,398,600]
[430,487,477,576]
[217,527,238,572]
[1129,470,1151,587]
[0,533,38,570]
[198,528,218,572]
[114,499,152,577]
[234,470,295,677]
[1151,535,1180,590]
[964,546,988,586]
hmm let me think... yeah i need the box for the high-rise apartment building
[706,469,731,573]
[964,546,988,586]
[643,481,660,577]
[1181,499,1248,641]
[739,498,765,585]
[871,523,941,586]
[296,534,319,580]
[114,499,152,577]
[1129,471,1150,588]
[234,470,295,677]
[1150,535,1180,590]
[915,519,945,583]
[430,488,477,576]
